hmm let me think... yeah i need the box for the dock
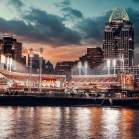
[0,94,139,107]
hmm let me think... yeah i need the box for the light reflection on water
[0,107,139,139]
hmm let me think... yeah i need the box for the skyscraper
[103,8,134,67]
[0,35,26,71]
[79,47,104,69]
[0,35,23,61]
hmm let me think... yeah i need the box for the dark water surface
[0,106,139,139]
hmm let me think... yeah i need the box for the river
[0,106,139,139]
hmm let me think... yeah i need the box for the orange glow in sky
[22,43,94,65]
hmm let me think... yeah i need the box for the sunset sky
[0,0,139,65]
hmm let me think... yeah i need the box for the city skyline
[1,1,139,139]
[0,0,139,64]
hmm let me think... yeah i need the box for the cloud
[0,5,139,48]
[61,0,71,6]
[57,0,109,43]
[0,8,81,46]
[62,7,83,19]
[55,0,71,7]
[127,8,139,43]
[8,0,24,10]
[56,0,83,20]
[76,11,111,43]
[132,0,139,3]
[76,8,139,44]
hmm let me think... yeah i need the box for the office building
[55,61,77,75]
[103,8,134,67]
[79,47,104,69]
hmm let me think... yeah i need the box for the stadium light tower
[78,61,82,75]
[84,61,88,75]
[9,57,12,72]
[29,48,33,93]
[120,54,124,72]
[6,54,12,72]
[1,54,5,70]
[112,59,116,75]
[6,55,9,71]
[39,48,43,93]
[106,59,111,75]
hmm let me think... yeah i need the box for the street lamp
[39,48,43,93]
[106,59,110,75]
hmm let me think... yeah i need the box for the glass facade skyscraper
[103,8,134,67]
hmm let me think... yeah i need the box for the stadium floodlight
[120,54,124,71]
[7,56,9,71]
[6,54,12,71]
[9,57,12,72]
[39,48,43,93]
[29,48,33,58]
[84,61,88,69]
[112,59,116,67]
[78,61,82,75]
[1,54,5,64]
[84,61,88,75]
[0,54,5,70]
[106,59,110,68]
[29,48,33,93]
[106,59,111,75]
[112,59,116,75]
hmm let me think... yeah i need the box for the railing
[0,69,66,78]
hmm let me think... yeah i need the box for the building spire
[109,8,129,22]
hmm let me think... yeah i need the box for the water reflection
[102,108,121,139]
[0,107,139,139]
[121,109,136,139]
[90,107,103,138]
